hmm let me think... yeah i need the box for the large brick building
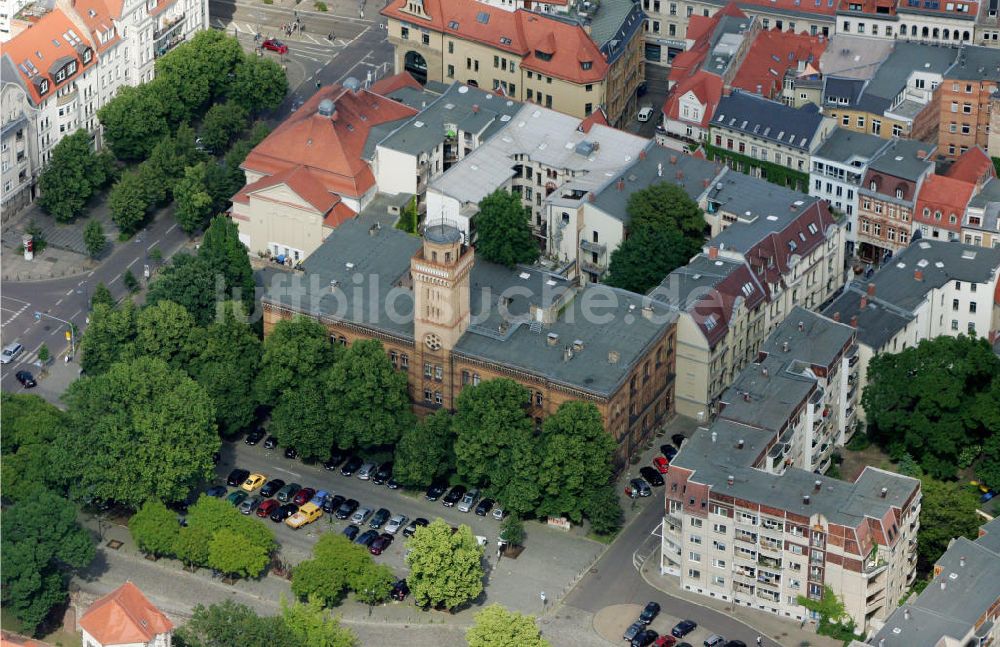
[936,45,1000,159]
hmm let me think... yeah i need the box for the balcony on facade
[154,13,187,57]
[846,343,860,367]
[864,551,889,577]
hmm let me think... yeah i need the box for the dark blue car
[205,485,228,498]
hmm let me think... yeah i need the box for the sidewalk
[2,201,110,282]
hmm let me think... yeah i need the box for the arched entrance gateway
[404,50,427,85]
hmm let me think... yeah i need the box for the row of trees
[130,497,276,579]
[175,598,357,647]
[36,130,116,223]
[291,534,396,608]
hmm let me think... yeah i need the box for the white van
[637,106,654,122]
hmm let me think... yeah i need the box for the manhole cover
[106,539,123,550]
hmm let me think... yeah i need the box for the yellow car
[286,502,323,529]
[240,473,267,492]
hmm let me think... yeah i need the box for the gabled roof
[662,71,724,128]
[731,28,827,99]
[78,582,173,645]
[369,71,424,96]
[712,90,826,151]
[233,165,343,215]
[914,174,975,231]
[72,0,121,53]
[945,146,995,186]
[578,107,609,133]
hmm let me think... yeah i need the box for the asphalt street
[0,211,188,394]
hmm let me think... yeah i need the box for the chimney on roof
[914,269,923,281]
[880,487,888,498]
[762,366,769,377]
[860,294,868,310]
[960,556,966,567]
[850,315,858,328]
[588,192,595,202]
[917,149,927,159]
[709,246,719,259]
[472,104,480,113]
[941,581,946,591]
[547,332,560,346]
[798,321,804,332]
[639,150,647,160]
[756,84,762,94]
[904,609,911,621]
[728,475,734,486]
[712,430,718,443]
[814,479,822,492]
[803,494,811,505]
[743,392,751,402]
[608,350,620,364]
[368,222,381,236]
[867,282,876,296]
[642,305,655,320]
[703,178,711,188]
[782,341,789,352]
[617,177,625,191]
[833,311,841,322]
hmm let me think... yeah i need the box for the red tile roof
[914,174,976,232]
[233,165,343,214]
[242,84,418,200]
[2,8,97,105]
[837,0,897,16]
[1,631,51,647]
[380,0,608,84]
[324,201,357,228]
[662,71,724,128]
[369,71,423,96]
[742,0,838,15]
[945,146,995,187]
[731,29,827,100]
[578,107,609,133]
[78,582,173,646]
[70,0,120,53]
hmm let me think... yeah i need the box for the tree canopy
[862,335,1000,480]
[79,301,138,375]
[84,219,108,258]
[174,600,299,647]
[199,102,249,154]
[255,317,338,405]
[174,162,216,234]
[37,130,115,222]
[129,499,182,556]
[98,84,171,161]
[280,596,357,647]
[466,605,551,647]
[916,475,982,573]
[475,189,539,267]
[0,394,71,501]
[393,410,456,487]
[405,519,484,610]
[228,55,288,116]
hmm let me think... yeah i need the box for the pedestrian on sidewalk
[756,636,763,647]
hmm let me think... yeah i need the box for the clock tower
[410,221,474,408]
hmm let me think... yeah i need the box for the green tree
[191,302,261,436]
[396,195,418,234]
[174,162,216,234]
[281,596,357,647]
[394,410,455,487]
[146,254,219,327]
[625,181,705,238]
[350,562,395,606]
[977,433,1000,490]
[466,605,551,647]
[37,130,112,221]
[608,224,702,295]
[84,219,108,258]
[134,300,200,369]
[174,525,212,569]
[535,401,616,523]
[453,379,540,515]
[208,528,271,578]
[199,102,250,154]
[1,491,95,636]
[174,600,299,647]
[146,123,205,197]
[60,356,219,507]
[326,339,414,449]
[37,343,50,364]
[291,533,373,606]
[271,383,331,460]
[123,269,140,293]
[154,31,245,121]
[228,55,288,116]
[862,335,1000,480]
[256,316,338,405]
[796,585,855,640]
[129,499,181,556]
[186,495,276,555]
[91,282,114,309]
[917,476,981,573]
[198,216,255,316]
[499,515,525,547]
[474,189,538,267]
[0,394,70,500]
[79,302,138,375]
[405,519,484,610]
[582,484,623,536]
[98,84,170,161]
[109,167,154,234]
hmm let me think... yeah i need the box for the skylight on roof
[414,121,425,127]
[448,20,459,28]
[500,36,512,45]
[476,11,490,24]
[961,250,977,260]
[917,259,929,267]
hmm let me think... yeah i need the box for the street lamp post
[34,311,76,359]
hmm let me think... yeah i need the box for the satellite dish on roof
[343,76,362,93]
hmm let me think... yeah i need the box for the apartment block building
[822,239,1000,419]
[937,45,1000,158]
[855,138,935,263]
[809,127,891,255]
[381,0,645,128]
[962,176,1000,247]
[662,331,921,630]
[859,516,1000,646]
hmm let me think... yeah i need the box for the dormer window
[535,50,553,61]
[870,180,877,190]
[56,69,66,82]
[895,187,904,199]
[83,48,92,63]
[39,79,49,95]
[581,61,592,70]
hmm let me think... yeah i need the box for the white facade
[0,80,37,212]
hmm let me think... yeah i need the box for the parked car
[372,462,393,485]
[342,524,360,541]
[369,533,393,555]
[386,477,401,490]
[244,429,265,445]
[654,636,677,647]
[350,507,372,525]
[637,106,654,122]
[442,485,466,507]
[227,469,250,487]
[15,370,36,387]
[624,621,645,642]
[402,517,429,537]
[276,483,302,503]
[205,485,227,498]
[357,462,377,480]
[724,641,746,647]
[385,514,408,534]
[284,447,298,460]
[241,473,267,492]
[261,38,288,54]
[652,456,670,473]
[640,467,665,487]
[457,488,480,513]
[390,579,409,601]
[226,490,248,506]
[324,448,348,470]
[355,529,378,547]
[703,636,725,647]
[660,444,678,460]
[341,456,363,476]
[474,498,495,516]
[239,495,262,515]
[286,502,323,529]
[257,499,279,518]
[627,478,652,498]
[271,503,298,522]
[322,494,346,514]
[260,479,285,498]
[263,435,278,449]
[492,505,507,521]
[671,620,697,638]
[336,498,359,520]
[369,508,391,529]
[425,482,448,501]
[671,433,686,448]
[292,488,317,506]
[633,630,660,647]
[639,601,661,625]
[1,342,24,364]
[310,490,330,507]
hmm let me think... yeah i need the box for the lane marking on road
[109,272,123,285]
[346,26,369,46]
[69,309,82,321]
[126,257,139,269]
[3,296,30,306]
[147,239,161,251]
[55,298,63,306]
[166,223,178,234]
[66,289,74,296]
[273,466,301,477]
[2,301,30,327]
[335,50,373,84]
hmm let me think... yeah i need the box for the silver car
[457,487,480,513]
[384,514,408,534]
[492,505,506,521]
[1,342,23,364]
[356,462,376,480]
[350,507,372,525]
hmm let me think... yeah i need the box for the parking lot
[213,437,605,615]
[597,601,758,647]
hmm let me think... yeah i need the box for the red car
[654,636,677,647]
[369,533,394,555]
[292,487,316,506]
[262,38,288,54]
[256,499,279,518]
[653,456,670,474]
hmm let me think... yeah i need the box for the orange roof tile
[242,84,418,199]
[2,8,98,105]
[323,201,357,228]
[741,0,838,15]
[578,107,609,133]
[913,174,976,232]
[731,29,826,100]
[662,71,724,128]
[71,0,120,52]
[945,146,995,186]
[234,165,341,214]
[78,582,173,645]
[1,631,51,647]
[369,71,423,96]
[380,0,607,85]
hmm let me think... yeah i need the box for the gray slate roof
[813,127,889,165]
[866,138,935,182]
[713,91,824,152]
[705,174,820,252]
[947,44,1000,80]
